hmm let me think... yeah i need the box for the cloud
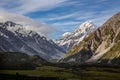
[25,23,56,37]
[47,8,120,26]
[0,11,55,37]
[90,8,120,26]
[0,0,68,14]
[46,12,79,21]
[0,11,36,25]
[52,21,81,26]
[91,15,111,26]
[38,11,95,24]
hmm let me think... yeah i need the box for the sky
[0,0,120,39]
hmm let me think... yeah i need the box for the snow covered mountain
[0,21,65,61]
[57,21,96,52]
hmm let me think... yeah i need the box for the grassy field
[0,65,120,80]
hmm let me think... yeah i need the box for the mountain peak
[5,21,16,26]
[75,20,96,33]
[57,21,96,52]
[62,32,72,38]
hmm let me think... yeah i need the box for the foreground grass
[0,66,78,79]
[0,65,120,80]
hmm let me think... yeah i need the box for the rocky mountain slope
[0,21,65,61]
[57,21,96,52]
[62,12,120,64]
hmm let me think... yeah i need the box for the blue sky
[0,0,120,39]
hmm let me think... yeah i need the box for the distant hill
[0,52,48,69]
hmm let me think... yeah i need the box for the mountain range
[0,21,65,61]
[0,12,120,65]
[61,12,120,64]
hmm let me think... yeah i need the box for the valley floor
[0,65,120,80]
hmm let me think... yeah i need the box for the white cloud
[91,9,120,26]
[49,8,120,26]
[39,11,95,23]
[47,12,79,21]
[0,0,68,14]
[52,21,81,26]
[91,14,113,26]
[0,11,36,25]
[25,23,56,37]
[0,11,55,37]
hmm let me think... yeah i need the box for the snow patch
[0,32,9,38]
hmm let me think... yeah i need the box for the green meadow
[0,65,120,80]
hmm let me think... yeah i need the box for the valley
[0,1,120,80]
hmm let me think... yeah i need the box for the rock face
[0,21,65,61]
[57,21,96,52]
[62,12,120,64]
